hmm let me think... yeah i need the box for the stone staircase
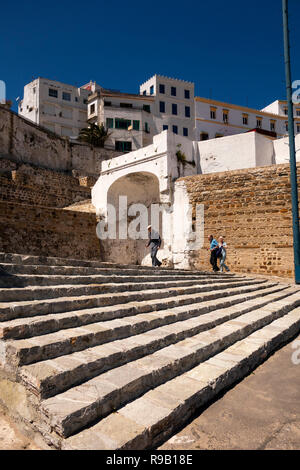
[0,252,299,450]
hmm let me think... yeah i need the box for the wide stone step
[19,286,293,399]
[0,252,204,276]
[0,262,228,279]
[0,283,283,341]
[0,279,267,322]
[62,306,300,450]
[40,292,300,438]
[0,277,248,302]
[1,283,279,367]
[0,272,234,288]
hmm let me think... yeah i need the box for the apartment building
[195,97,300,141]
[139,75,195,140]
[18,75,300,149]
[18,78,100,137]
[87,90,155,152]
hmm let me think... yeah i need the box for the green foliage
[78,123,111,148]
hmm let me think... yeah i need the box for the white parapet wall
[273,133,300,164]
[197,131,274,174]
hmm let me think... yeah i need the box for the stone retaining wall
[180,163,300,278]
[0,201,100,260]
[0,106,120,175]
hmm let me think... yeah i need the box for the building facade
[18,75,300,148]
[87,90,155,152]
[195,97,300,141]
[18,78,100,137]
[140,75,195,140]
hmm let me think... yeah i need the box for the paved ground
[0,334,299,450]
[159,333,300,450]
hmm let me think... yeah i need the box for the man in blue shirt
[208,235,219,272]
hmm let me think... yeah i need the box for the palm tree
[78,123,111,148]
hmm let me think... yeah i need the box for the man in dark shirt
[146,225,162,267]
[208,234,220,272]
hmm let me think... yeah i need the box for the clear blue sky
[1,0,300,112]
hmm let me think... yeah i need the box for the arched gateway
[92,131,201,267]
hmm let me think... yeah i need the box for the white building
[18,78,101,137]
[18,75,300,149]
[139,75,195,140]
[87,90,155,152]
[195,97,300,142]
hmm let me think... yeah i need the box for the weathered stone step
[0,279,267,322]
[62,306,300,450]
[0,272,235,288]
[0,263,226,280]
[0,283,282,341]
[0,277,248,302]
[0,262,229,279]
[1,283,278,367]
[0,252,204,275]
[40,292,300,438]
[19,286,292,399]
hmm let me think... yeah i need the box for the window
[143,104,151,113]
[145,122,150,133]
[159,84,165,94]
[106,118,113,129]
[172,125,178,134]
[285,122,289,132]
[184,89,190,99]
[143,90,146,96]
[33,87,36,94]
[115,118,131,129]
[296,109,300,117]
[243,115,248,125]
[284,108,288,115]
[297,124,300,133]
[210,108,216,119]
[75,97,79,102]
[83,99,88,104]
[183,127,188,137]
[104,101,111,107]
[163,125,168,131]
[185,106,190,118]
[256,118,262,128]
[270,121,276,131]
[90,104,95,115]
[223,111,229,123]
[150,85,154,95]
[160,101,165,113]
[200,132,209,141]
[120,103,133,108]
[171,87,176,96]
[49,88,58,98]
[62,92,71,101]
[172,103,177,115]
[115,141,132,152]
[133,120,140,131]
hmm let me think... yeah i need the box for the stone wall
[0,106,121,175]
[0,201,100,260]
[0,159,94,208]
[180,163,300,279]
